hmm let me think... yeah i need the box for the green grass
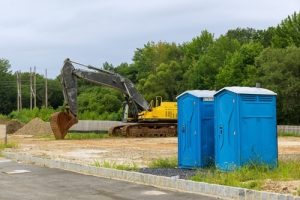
[0,142,18,150]
[64,132,109,140]
[93,160,138,171]
[0,114,9,120]
[278,131,300,137]
[191,161,300,190]
[37,132,109,140]
[148,157,178,168]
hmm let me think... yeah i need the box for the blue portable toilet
[177,90,215,168]
[214,87,277,171]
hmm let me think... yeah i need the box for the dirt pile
[0,119,24,134]
[14,118,52,135]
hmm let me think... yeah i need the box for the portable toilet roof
[215,86,277,96]
[176,90,216,99]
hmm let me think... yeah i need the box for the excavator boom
[50,59,149,139]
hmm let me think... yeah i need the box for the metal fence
[277,125,300,135]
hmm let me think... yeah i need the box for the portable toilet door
[177,90,215,168]
[214,89,238,170]
[214,87,277,171]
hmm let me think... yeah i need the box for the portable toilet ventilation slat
[214,86,277,171]
[177,90,215,168]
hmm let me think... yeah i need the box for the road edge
[3,151,299,200]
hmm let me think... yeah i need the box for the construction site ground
[5,135,300,167]
[4,135,300,195]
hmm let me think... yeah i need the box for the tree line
[0,12,299,124]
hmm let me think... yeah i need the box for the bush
[9,107,56,123]
[0,114,8,120]
[78,111,122,121]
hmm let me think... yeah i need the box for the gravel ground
[139,168,198,179]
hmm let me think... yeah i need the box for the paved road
[0,158,217,200]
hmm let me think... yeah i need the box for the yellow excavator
[50,59,177,139]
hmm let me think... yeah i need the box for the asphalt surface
[0,158,217,200]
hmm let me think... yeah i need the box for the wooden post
[19,71,22,110]
[0,125,7,145]
[45,69,48,108]
[16,72,19,111]
[30,67,33,110]
[34,66,36,108]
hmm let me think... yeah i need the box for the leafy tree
[256,47,300,124]
[102,62,114,71]
[132,41,183,81]
[272,12,300,48]
[257,27,276,47]
[226,28,261,44]
[182,30,214,68]
[139,61,184,101]
[47,78,64,109]
[185,36,241,89]
[0,59,16,114]
[215,42,263,88]
[115,63,139,84]
[77,86,123,120]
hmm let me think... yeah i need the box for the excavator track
[108,123,177,137]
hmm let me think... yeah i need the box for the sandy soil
[278,137,300,154]
[6,135,300,167]
[263,180,300,195]
[7,135,177,167]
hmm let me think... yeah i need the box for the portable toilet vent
[214,86,277,171]
[177,90,215,168]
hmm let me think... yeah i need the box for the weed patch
[191,161,300,190]
[0,142,18,150]
[148,157,178,168]
[93,160,138,171]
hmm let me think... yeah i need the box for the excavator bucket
[50,112,78,139]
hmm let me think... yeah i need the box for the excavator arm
[50,58,149,139]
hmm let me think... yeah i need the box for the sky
[0,0,299,78]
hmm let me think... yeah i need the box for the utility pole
[30,67,33,110]
[45,69,48,108]
[16,72,19,111]
[16,71,22,111]
[19,71,22,110]
[34,66,37,108]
